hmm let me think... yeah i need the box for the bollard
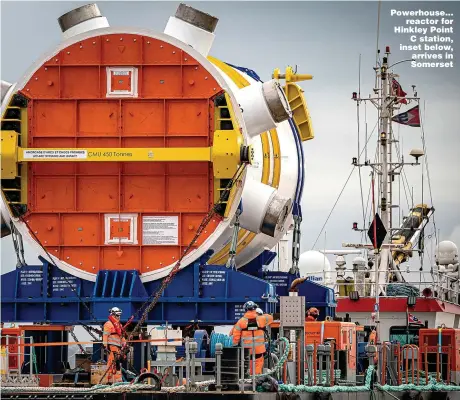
[366,345,377,367]
[215,343,223,392]
[324,344,331,386]
[189,341,198,391]
[306,345,314,386]
[317,345,325,386]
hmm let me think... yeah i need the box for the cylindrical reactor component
[3,3,249,282]
[164,3,218,57]
[239,180,291,237]
[235,80,292,138]
[58,3,110,40]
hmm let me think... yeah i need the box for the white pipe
[58,4,109,41]
[62,17,109,41]
[239,180,276,234]
[235,80,291,138]
[164,4,218,57]
[239,179,291,237]
[164,17,215,57]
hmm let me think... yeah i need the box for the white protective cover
[164,16,215,57]
[210,67,301,268]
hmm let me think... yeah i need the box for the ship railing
[419,342,452,384]
[381,341,453,385]
[321,269,460,304]
[380,342,402,385]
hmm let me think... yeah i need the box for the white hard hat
[256,308,263,315]
[109,307,122,316]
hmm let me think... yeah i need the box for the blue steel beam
[1,255,277,325]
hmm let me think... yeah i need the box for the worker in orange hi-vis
[103,307,126,383]
[368,328,378,365]
[306,307,319,322]
[231,301,273,375]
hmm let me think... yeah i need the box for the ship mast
[350,46,423,339]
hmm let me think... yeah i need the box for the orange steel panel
[123,161,166,176]
[167,162,209,176]
[167,101,208,136]
[123,137,165,175]
[142,38,182,64]
[62,247,100,273]
[77,176,119,211]
[122,101,164,136]
[23,66,60,98]
[34,101,76,137]
[77,138,119,175]
[166,137,208,147]
[46,247,61,257]
[143,66,182,98]
[182,55,200,66]
[182,65,220,98]
[110,70,132,91]
[110,219,131,240]
[61,67,100,98]
[141,246,181,273]
[167,176,209,212]
[62,214,100,246]
[181,214,219,247]
[33,161,76,176]
[61,38,102,65]
[78,161,120,176]
[34,177,75,211]
[33,137,76,148]
[103,247,140,270]
[78,101,119,136]
[123,176,166,211]
[23,34,222,274]
[19,325,68,331]
[101,34,142,65]
[26,214,60,246]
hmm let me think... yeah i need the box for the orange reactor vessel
[1,3,314,283]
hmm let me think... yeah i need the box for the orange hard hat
[308,307,319,316]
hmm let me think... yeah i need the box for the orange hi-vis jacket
[232,310,274,354]
[103,320,126,348]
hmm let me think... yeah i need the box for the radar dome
[298,250,331,285]
[436,241,459,266]
[352,256,366,269]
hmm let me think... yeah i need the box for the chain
[289,215,302,275]
[125,163,247,348]
[69,327,88,355]
[81,323,102,341]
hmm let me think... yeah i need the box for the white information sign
[23,150,88,159]
[143,216,179,245]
